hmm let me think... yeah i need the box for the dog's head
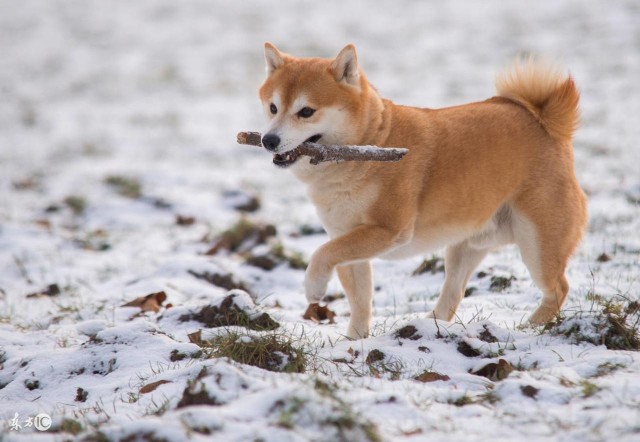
[258,43,363,168]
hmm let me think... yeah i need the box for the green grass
[200,330,306,373]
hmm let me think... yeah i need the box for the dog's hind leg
[431,241,489,321]
[337,261,373,339]
[511,197,585,324]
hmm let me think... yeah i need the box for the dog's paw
[425,310,452,323]
[304,255,332,303]
[528,306,558,325]
[346,322,369,340]
[304,272,328,303]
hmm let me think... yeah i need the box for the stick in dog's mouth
[237,131,409,165]
[272,134,322,168]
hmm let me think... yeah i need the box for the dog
[258,43,587,339]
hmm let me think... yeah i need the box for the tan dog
[258,43,587,339]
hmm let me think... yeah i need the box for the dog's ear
[264,42,285,76]
[331,44,359,87]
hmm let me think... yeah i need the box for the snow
[1,0,640,441]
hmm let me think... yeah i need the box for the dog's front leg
[337,262,373,339]
[305,224,404,304]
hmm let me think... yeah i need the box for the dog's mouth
[272,134,322,168]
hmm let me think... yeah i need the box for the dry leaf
[414,371,450,383]
[187,330,202,345]
[140,380,172,394]
[303,303,336,324]
[122,291,167,313]
[471,358,513,381]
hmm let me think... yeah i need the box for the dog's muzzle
[262,133,280,152]
[271,134,322,168]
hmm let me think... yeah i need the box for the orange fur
[495,57,580,144]
[258,44,587,339]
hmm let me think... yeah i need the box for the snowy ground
[1,1,639,441]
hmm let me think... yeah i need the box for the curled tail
[496,58,580,144]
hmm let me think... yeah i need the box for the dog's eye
[297,107,316,118]
[270,103,277,114]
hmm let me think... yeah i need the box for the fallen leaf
[140,380,172,394]
[303,303,336,324]
[188,330,202,345]
[122,291,167,313]
[471,358,513,381]
[414,371,450,383]
[415,372,449,383]
[520,385,539,398]
[457,341,482,357]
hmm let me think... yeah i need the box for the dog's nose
[262,134,280,151]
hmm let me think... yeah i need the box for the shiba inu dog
[258,43,587,339]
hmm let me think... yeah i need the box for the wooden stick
[237,131,408,165]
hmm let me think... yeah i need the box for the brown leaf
[303,303,336,324]
[457,341,482,357]
[140,380,172,394]
[122,291,167,313]
[520,385,539,398]
[471,358,513,381]
[187,330,202,345]
[414,371,450,383]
